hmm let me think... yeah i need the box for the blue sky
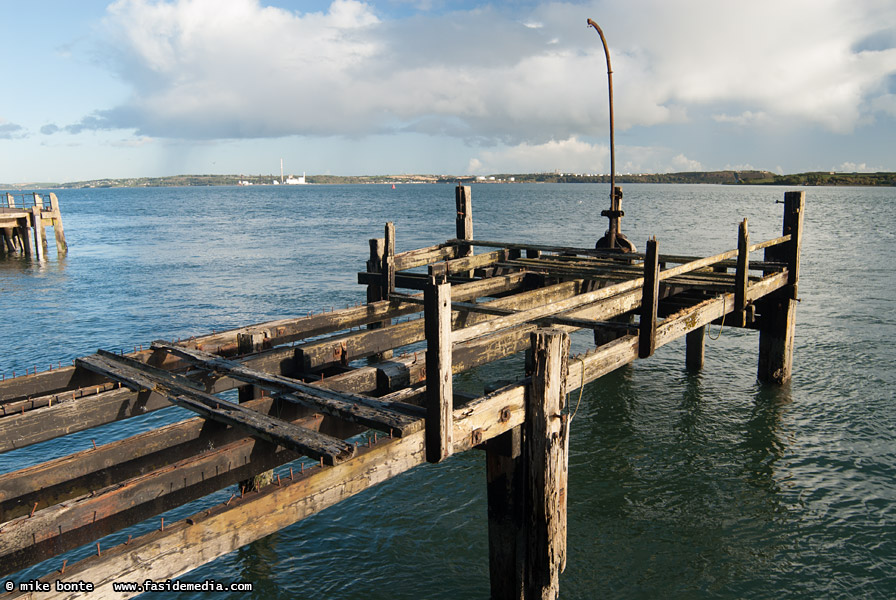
[2,0,895,183]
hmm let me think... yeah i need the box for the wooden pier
[0,186,803,599]
[0,193,67,260]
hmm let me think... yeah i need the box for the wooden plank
[76,352,355,465]
[13,387,529,599]
[0,387,172,453]
[0,396,303,521]
[424,280,453,463]
[152,342,422,436]
[0,412,327,577]
[526,329,569,599]
[453,275,645,344]
[443,248,510,275]
[639,238,659,358]
[394,243,458,271]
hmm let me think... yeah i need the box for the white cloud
[63,0,896,147]
[468,137,608,174]
[835,161,884,172]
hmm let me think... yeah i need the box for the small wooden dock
[0,193,67,260]
[0,186,803,599]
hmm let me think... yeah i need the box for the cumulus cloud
[0,120,24,140]
[62,0,896,148]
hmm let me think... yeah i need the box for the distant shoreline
[4,170,895,189]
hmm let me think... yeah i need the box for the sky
[2,0,895,183]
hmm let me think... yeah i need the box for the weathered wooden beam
[77,351,355,465]
[299,279,588,374]
[639,238,660,358]
[453,272,644,344]
[525,329,569,599]
[0,396,305,521]
[424,279,453,463]
[152,343,423,436]
[13,385,530,599]
[393,243,458,271]
[0,412,326,577]
[0,386,172,453]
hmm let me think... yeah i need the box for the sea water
[1,184,894,598]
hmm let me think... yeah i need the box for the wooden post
[525,328,569,600]
[486,426,525,600]
[237,332,265,402]
[456,185,474,278]
[455,185,473,254]
[382,222,396,299]
[48,193,67,255]
[686,326,706,371]
[31,203,45,261]
[424,278,452,463]
[366,238,393,360]
[734,218,749,327]
[639,237,659,358]
[758,191,804,384]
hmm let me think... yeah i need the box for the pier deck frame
[0,188,802,599]
[0,192,67,259]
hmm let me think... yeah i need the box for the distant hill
[3,170,894,189]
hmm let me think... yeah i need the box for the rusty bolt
[471,429,483,446]
[499,406,512,423]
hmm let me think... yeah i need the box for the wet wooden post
[456,185,473,255]
[48,193,67,255]
[366,237,393,360]
[486,425,524,599]
[734,218,750,327]
[424,277,452,463]
[758,191,804,384]
[685,327,706,370]
[456,185,474,277]
[30,198,45,261]
[639,237,659,358]
[382,222,396,299]
[525,328,569,599]
[2,194,16,252]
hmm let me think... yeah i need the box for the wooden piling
[686,326,706,370]
[525,328,569,600]
[758,191,804,384]
[424,279,453,463]
[734,218,749,327]
[30,204,45,261]
[639,237,659,358]
[486,426,524,600]
[382,222,396,299]
[48,193,67,255]
[366,238,393,360]
[455,185,473,256]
